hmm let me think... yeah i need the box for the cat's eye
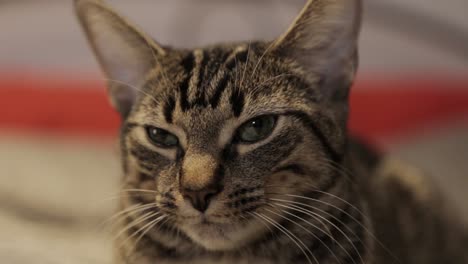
[236,116,277,144]
[145,126,179,148]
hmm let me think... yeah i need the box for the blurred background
[0,0,467,263]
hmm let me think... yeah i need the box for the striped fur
[75,0,468,263]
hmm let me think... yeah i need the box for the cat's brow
[285,111,343,163]
[166,45,250,121]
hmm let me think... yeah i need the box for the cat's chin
[180,219,265,251]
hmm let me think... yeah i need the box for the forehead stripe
[209,47,249,108]
[179,52,195,111]
[193,48,232,109]
[192,49,209,108]
[163,96,176,123]
[230,88,245,117]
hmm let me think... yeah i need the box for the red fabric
[0,73,120,137]
[349,77,468,140]
[1,73,468,140]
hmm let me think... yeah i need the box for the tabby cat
[75,0,468,263]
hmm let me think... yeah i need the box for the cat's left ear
[273,0,362,101]
[75,0,166,117]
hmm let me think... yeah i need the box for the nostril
[182,186,221,212]
[204,192,216,204]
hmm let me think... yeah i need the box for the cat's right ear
[75,0,166,117]
[272,0,362,102]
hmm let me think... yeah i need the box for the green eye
[145,126,179,148]
[236,116,277,144]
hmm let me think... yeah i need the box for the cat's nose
[182,185,221,212]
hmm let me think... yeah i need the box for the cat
[74,0,468,263]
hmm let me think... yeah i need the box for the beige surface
[0,212,111,264]
[0,135,119,224]
[0,135,118,263]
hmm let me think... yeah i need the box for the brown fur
[75,0,468,263]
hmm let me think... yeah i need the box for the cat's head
[76,0,361,251]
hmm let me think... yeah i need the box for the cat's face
[120,44,345,250]
[76,0,361,252]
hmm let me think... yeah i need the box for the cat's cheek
[138,180,157,200]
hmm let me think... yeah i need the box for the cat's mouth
[180,218,235,250]
[187,214,235,235]
[192,220,231,239]
[179,215,263,251]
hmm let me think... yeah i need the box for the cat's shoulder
[348,138,435,202]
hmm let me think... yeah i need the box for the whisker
[325,158,355,179]
[265,183,369,223]
[263,189,331,234]
[234,50,241,89]
[272,200,364,264]
[122,215,167,253]
[241,214,275,236]
[250,40,277,79]
[314,157,360,187]
[100,203,158,229]
[244,213,280,259]
[94,193,143,205]
[284,192,401,263]
[113,211,161,242]
[274,194,370,235]
[268,191,400,263]
[268,194,363,240]
[252,212,315,264]
[268,202,361,264]
[264,206,340,264]
[240,42,252,88]
[97,188,162,204]
[147,43,176,90]
[120,189,161,195]
[104,78,159,106]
